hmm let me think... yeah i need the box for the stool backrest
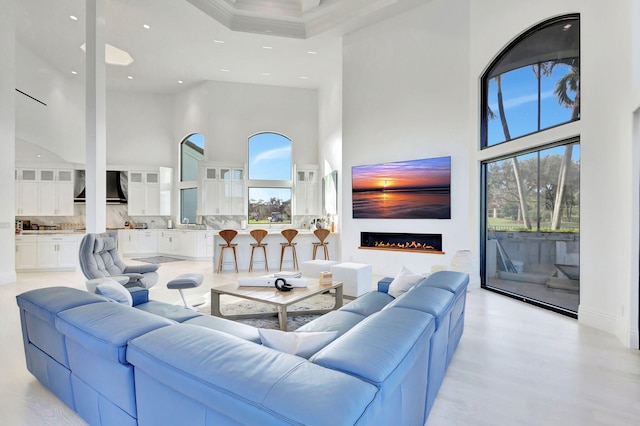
[219,229,238,245]
[250,229,268,245]
[313,228,330,243]
[281,229,298,244]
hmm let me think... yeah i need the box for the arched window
[480,16,581,317]
[247,132,292,224]
[481,15,580,148]
[179,133,204,224]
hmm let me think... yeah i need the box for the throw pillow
[96,279,133,307]
[258,329,338,359]
[388,265,423,298]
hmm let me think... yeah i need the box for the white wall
[0,0,16,285]
[469,0,638,347]
[341,0,472,277]
[174,80,318,166]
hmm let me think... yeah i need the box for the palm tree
[493,75,532,229]
[540,59,580,229]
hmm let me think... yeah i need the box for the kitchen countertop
[18,228,331,235]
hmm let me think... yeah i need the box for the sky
[248,132,292,202]
[487,63,576,146]
[352,156,451,191]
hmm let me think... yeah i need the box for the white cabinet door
[57,239,78,269]
[158,231,181,255]
[294,166,320,215]
[199,165,245,216]
[137,230,158,254]
[15,236,38,270]
[118,230,138,255]
[15,169,39,216]
[36,241,58,269]
[128,171,161,216]
[201,180,220,215]
[179,231,198,258]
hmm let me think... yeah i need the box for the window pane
[248,133,291,180]
[180,188,198,224]
[540,61,580,129]
[487,67,539,145]
[181,134,204,182]
[248,187,291,224]
[484,142,580,314]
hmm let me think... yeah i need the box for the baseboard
[579,304,639,349]
[0,270,17,285]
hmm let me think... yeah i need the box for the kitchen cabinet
[128,171,160,216]
[158,230,182,256]
[136,230,158,254]
[118,230,139,255]
[15,169,39,216]
[199,165,245,216]
[15,167,74,216]
[38,169,74,216]
[16,234,78,271]
[15,235,38,270]
[294,164,320,215]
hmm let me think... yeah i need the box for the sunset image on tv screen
[352,156,451,219]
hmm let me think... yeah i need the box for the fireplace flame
[373,240,436,251]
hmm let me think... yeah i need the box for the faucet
[182,218,189,224]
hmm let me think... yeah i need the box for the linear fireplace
[360,232,443,254]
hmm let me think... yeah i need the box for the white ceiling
[15,0,427,94]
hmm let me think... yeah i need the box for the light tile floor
[2,259,639,425]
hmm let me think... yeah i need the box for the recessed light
[221,69,230,72]
[127,75,133,80]
[71,70,78,75]
[262,72,271,76]
[263,46,273,50]
[307,51,317,55]
[143,24,150,29]
[299,76,308,79]
[36,154,42,158]
[265,30,273,33]
[178,80,183,84]
[69,15,78,21]
[214,40,225,44]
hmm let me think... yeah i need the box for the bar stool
[279,229,299,271]
[249,229,269,272]
[312,229,330,260]
[217,229,238,273]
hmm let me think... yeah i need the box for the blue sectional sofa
[16,270,468,426]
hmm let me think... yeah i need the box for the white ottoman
[300,260,339,278]
[330,262,372,298]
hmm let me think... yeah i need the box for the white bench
[300,260,339,278]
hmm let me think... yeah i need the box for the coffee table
[210,279,343,331]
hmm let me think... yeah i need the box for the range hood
[74,170,128,204]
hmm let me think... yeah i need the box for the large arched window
[247,132,292,224]
[480,16,581,317]
[179,133,204,224]
[482,15,580,148]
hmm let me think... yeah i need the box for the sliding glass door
[482,141,580,316]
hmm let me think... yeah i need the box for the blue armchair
[79,232,159,289]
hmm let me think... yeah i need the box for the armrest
[122,273,144,282]
[377,277,393,293]
[128,287,149,306]
[124,264,160,274]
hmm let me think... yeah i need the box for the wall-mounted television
[352,156,451,219]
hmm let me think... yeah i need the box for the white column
[0,0,16,284]
[85,0,107,233]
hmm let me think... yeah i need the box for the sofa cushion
[56,302,174,364]
[134,300,202,322]
[96,279,133,306]
[388,266,424,298]
[339,291,393,316]
[296,310,367,336]
[386,285,455,327]
[182,315,261,343]
[258,329,338,358]
[419,270,469,295]
[127,324,380,426]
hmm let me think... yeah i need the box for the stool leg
[249,247,255,272]
[313,245,318,260]
[232,247,238,273]
[323,244,329,260]
[262,246,269,272]
[280,245,285,270]
[217,247,224,273]
[292,246,298,270]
